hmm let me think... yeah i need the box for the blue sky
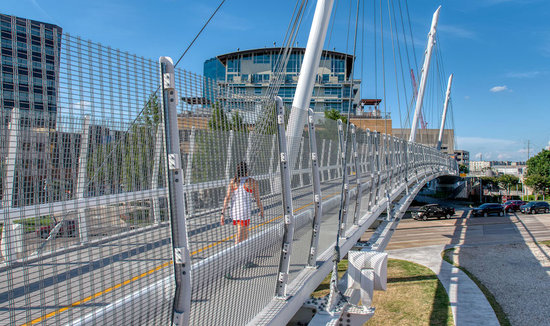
[2,0,549,162]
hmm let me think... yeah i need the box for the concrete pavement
[387,244,500,326]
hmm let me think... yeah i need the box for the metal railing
[0,32,458,326]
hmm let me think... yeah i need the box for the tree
[498,174,519,194]
[481,176,499,191]
[230,110,246,131]
[208,103,231,131]
[324,109,348,124]
[459,164,469,174]
[140,94,161,126]
[524,149,550,197]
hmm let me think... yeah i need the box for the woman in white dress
[221,162,264,244]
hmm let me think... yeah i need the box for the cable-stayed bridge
[0,3,458,325]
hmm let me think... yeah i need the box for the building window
[278,88,295,98]
[252,74,270,83]
[324,87,341,96]
[253,54,269,64]
[254,87,262,95]
[227,59,240,73]
[286,53,301,73]
[332,59,345,73]
[242,54,251,60]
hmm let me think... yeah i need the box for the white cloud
[464,95,470,100]
[547,141,550,150]
[505,71,544,78]
[458,137,525,162]
[438,25,477,40]
[490,85,508,92]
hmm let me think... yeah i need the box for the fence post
[336,120,350,233]
[351,125,362,225]
[306,109,323,267]
[275,96,296,298]
[365,130,374,212]
[224,130,234,181]
[320,139,326,181]
[160,56,191,326]
[185,127,195,216]
[268,134,277,194]
[151,123,164,224]
[327,140,333,179]
[75,116,90,243]
[1,108,20,263]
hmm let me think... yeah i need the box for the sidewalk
[387,244,499,326]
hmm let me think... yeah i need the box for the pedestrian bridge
[0,35,457,326]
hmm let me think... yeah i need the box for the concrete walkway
[387,244,499,326]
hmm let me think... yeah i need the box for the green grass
[311,259,454,326]
[539,240,550,247]
[442,248,511,326]
[13,216,54,233]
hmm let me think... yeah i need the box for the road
[363,207,550,249]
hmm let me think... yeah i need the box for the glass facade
[204,48,361,113]
[0,13,62,119]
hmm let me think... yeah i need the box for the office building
[0,13,62,205]
[1,13,62,120]
[204,47,361,113]
[454,150,469,166]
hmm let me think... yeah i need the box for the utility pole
[437,74,453,150]
[527,140,531,160]
[409,6,441,143]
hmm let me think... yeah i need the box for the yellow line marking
[22,261,173,326]
[25,189,345,325]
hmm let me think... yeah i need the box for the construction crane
[410,69,428,129]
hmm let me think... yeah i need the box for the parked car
[36,218,77,239]
[412,204,455,221]
[520,201,550,214]
[471,203,505,217]
[503,200,526,212]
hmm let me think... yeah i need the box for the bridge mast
[286,0,334,168]
[409,6,441,143]
[437,74,453,150]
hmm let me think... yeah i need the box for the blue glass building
[0,13,62,119]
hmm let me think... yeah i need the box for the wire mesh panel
[173,69,286,325]
[0,34,173,325]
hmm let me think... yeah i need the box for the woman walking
[221,162,264,244]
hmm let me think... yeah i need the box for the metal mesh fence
[173,68,286,325]
[0,34,173,325]
[0,26,459,326]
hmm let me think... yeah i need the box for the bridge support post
[1,108,21,263]
[75,116,90,243]
[224,130,234,181]
[321,139,327,181]
[151,123,164,224]
[184,127,196,216]
[327,140,333,179]
[268,134,276,194]
[306,109,323,267]
[351,125,363,226]
[337,120,350,234]
[298,138,304,187]
[160,57,191,326]
[275,96,296,298]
